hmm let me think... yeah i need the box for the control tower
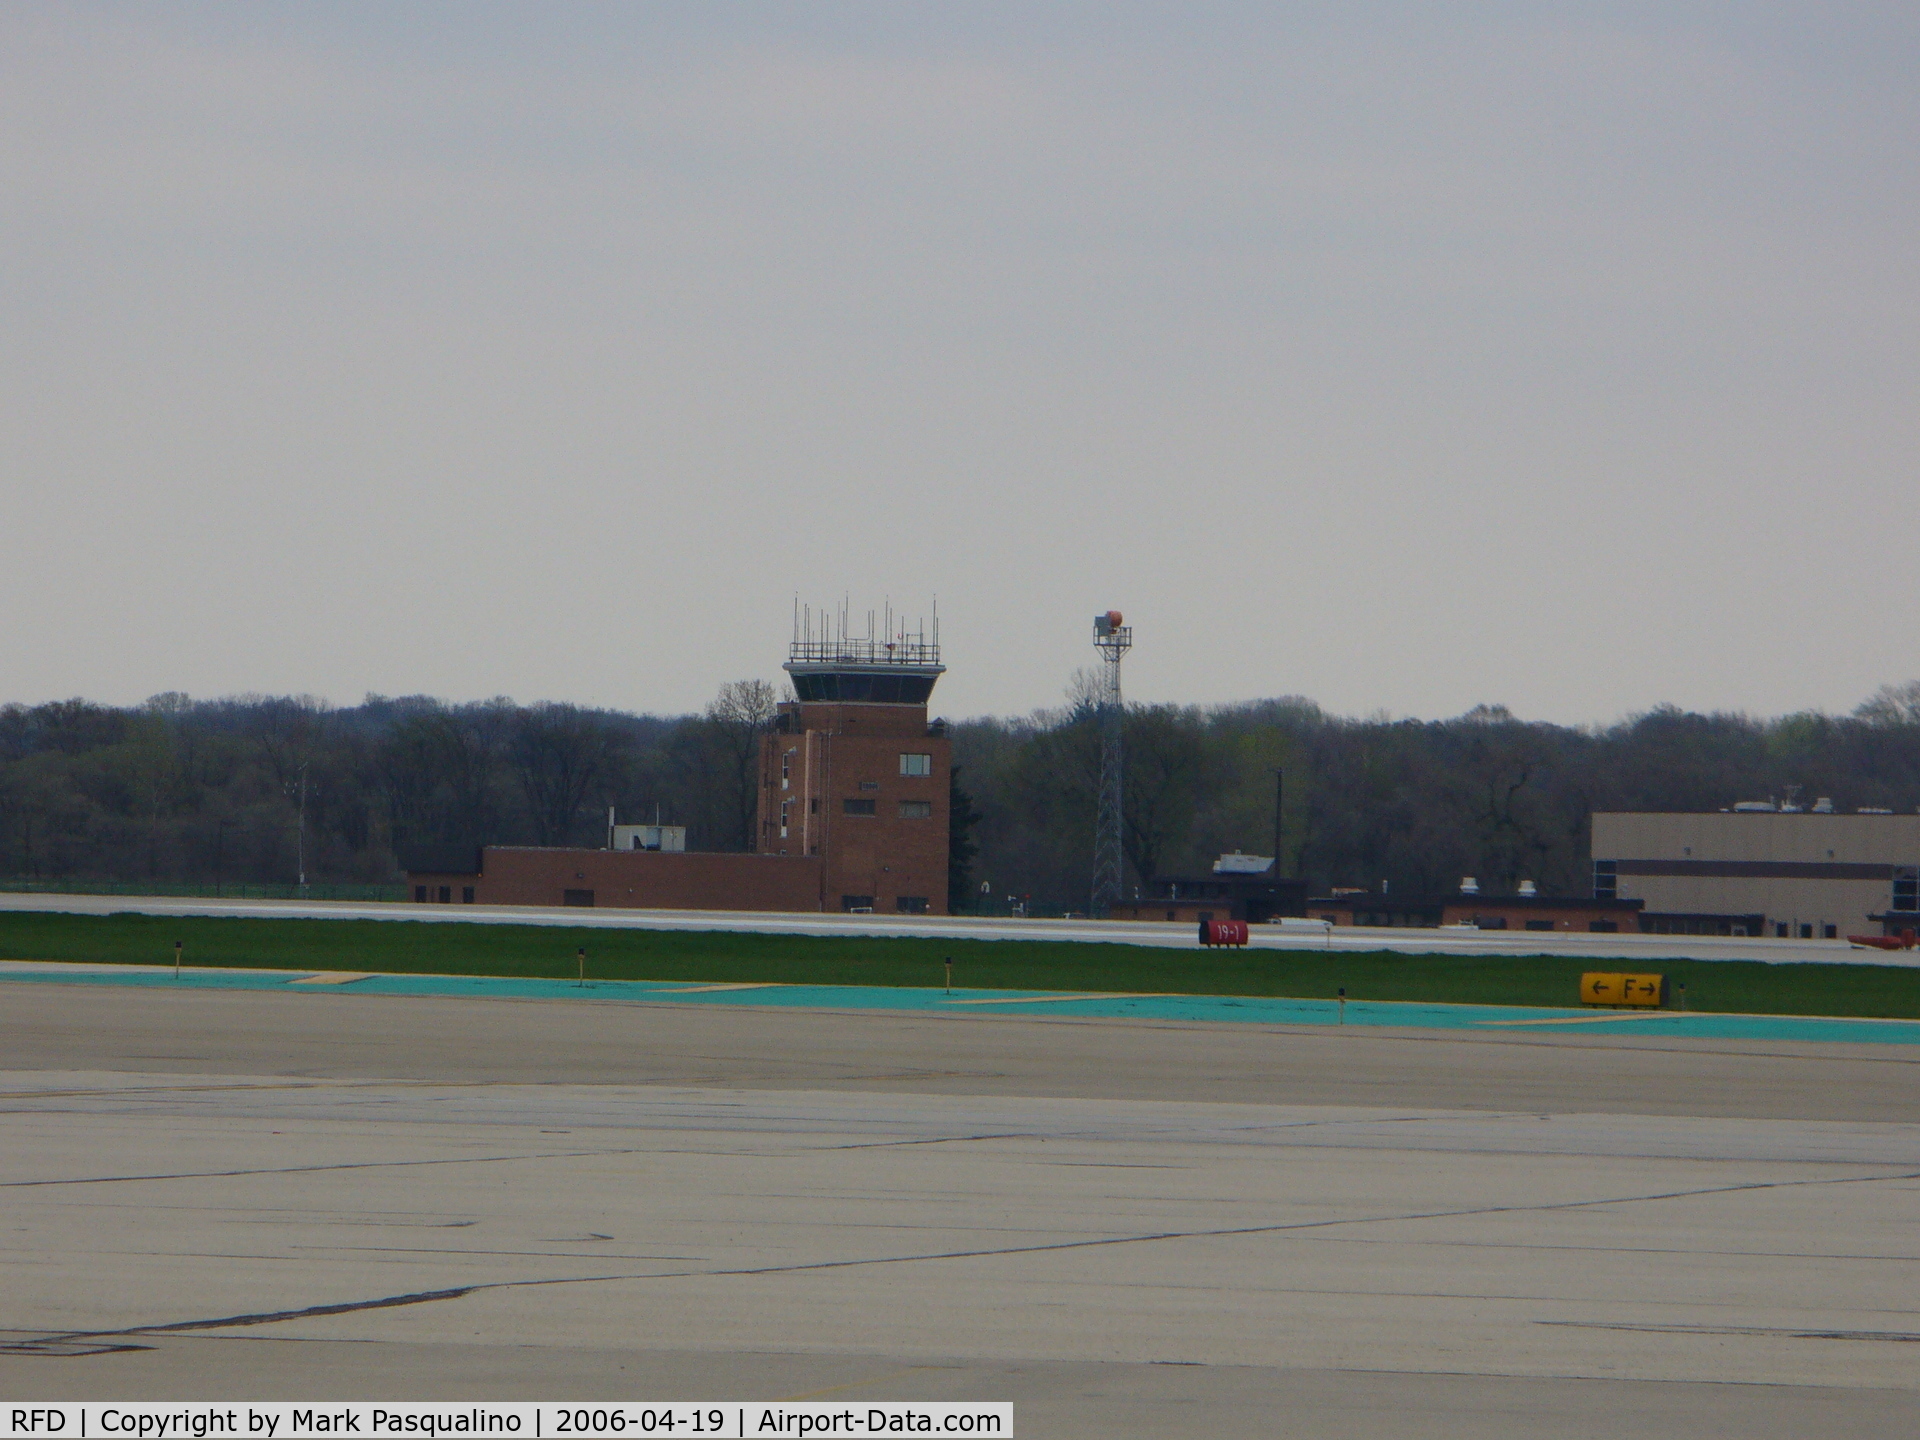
[758,604,951,915]
[783,602,945,704]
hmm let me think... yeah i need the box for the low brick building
[403,617,952,914]
[1307,889,1645,932]
[404,847,824,911]
[1111,854,1311,924]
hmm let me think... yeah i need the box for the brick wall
[409,847,824,911]
[759,701,950,914]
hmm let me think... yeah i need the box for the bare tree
[1120,705,1207,887]
[1063,667,1105,720]
[705,679,778,851]
[245,695,330,886]
[510,704,621,847]
[246,695,330,795]
[1856,681,1920,727]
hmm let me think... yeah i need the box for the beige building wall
[1591,812,1920,937]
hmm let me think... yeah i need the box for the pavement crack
[0,1149,632,1188]
[662,1165,1920,1279]
[828,1131,1032,1151]
[1539,1320,1920,1342]
[9,1286,482,1354]
[22,1167,1916,1355]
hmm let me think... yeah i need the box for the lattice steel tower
[1091,610,1132,917]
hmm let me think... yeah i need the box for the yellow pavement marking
[651,982,786,994]
[1477,1013,1683,1026]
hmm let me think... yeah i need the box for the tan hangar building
[1591,809,1920,939]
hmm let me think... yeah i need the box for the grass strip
[3,911,1919,1019]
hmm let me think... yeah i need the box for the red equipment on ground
[1198,919,1250,947]
[1847,929,1918,951]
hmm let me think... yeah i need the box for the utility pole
[296,761,309,895]
[1091,610,1132,918]
[1273,769,1285,874]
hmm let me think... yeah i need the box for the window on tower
[899,753,932,777]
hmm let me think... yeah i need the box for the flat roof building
[611,824,686,852]
[1112,854,1311,924]
[1592,810,1920,940]
[403,609,951,914]
[1307,889,1644,933]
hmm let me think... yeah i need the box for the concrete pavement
[4,980,1918,1436]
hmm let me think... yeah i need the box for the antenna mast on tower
[1091,610,1132,917]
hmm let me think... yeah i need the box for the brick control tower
[757,604,951,914]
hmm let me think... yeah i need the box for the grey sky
[4,4,1915,723]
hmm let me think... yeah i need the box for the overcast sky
[3,4,1915,723]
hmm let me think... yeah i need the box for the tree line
[3,679,1918,913]
[0,687,776,894]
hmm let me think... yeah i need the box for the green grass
[3,911,1920,1019]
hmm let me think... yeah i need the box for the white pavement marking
[5,891,1911,965]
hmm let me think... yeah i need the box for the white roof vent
[1212,852,1275,875]
[1731,801,1776,812]
[1518,880,1537,897]
[1459,876,1479,895]
[1812,797,1834,813]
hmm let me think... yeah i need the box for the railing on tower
[787,636,942,667]
[787,600,944,669]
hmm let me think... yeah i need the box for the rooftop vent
[1212,852,1274,875]
[1731,801,1776,812]
[1518,880,1537,897]
[1813,797,1834,813]
[1459,876,1479,895]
